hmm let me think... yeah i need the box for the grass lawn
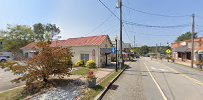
[0,87,24,100]
[71,67,89,76]
[80,70,122,100]
[71,67,97,76]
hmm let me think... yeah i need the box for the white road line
[143,62,168,100]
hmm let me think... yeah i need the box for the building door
[81,54,89,63]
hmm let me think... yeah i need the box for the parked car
[135,55,140,58]
[0,52,12,62]
[0,56,9,62]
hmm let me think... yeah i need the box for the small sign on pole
[165,49,171,54]
[112,47,116,54]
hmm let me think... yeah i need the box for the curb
[0,85,25,94]
[157,59,203,72]
[94,64,129,100]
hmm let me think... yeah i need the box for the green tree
[140,45,149,55]
[1,25,34,53]
[175,32,197,42]
[33,23,60,41]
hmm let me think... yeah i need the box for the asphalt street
[102,57,203,100]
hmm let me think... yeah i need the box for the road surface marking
[151,67,156,70]
[143,62,168,100]
[151,67,168,72]
[153,61,203,87]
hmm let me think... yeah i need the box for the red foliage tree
[0,42,73,87]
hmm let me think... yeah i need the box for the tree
[0,42,72,89]
[175,32,197,42]
[140,45,149,55]
[1,25,34,53]
[0,30,5,51]
[33,23,60,42]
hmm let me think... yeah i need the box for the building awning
[173,46,190,52]
[29,51,37,53]
[100,48,111,54]
[198,50,203,54]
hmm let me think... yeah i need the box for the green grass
[81,70,122,100]
[0,87,24,100]
[71,67,89,76]
[71,67,98,76]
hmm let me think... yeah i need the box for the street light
[115,35,118,72]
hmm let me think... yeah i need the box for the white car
[0,56,9,62]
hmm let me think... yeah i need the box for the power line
[123,24,133,42]
[196,25,203,27]
[123,5,191,18]
[128,30,179,37]
[98,0,189,29]
[124,21,190,28]
[98,0,120,20]
[84,15,113,36]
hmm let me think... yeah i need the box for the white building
[21,35,113,67]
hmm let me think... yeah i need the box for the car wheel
[1,59,6,62]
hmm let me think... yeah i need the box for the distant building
[172,37,203,65]
[21,35,113,67]
[112,40,132,60]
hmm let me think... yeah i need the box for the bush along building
[21,35,113,67]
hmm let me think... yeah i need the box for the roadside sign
[165,49,171,54]
[112,47,116,54]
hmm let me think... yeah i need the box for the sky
[0,0,203,46]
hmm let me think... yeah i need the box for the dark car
[135,55,140,58]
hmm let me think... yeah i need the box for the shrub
[0,42,73,91]
[86,60,96,68]
[195,61,203,66]
[111,58,116,62]
[74,60,84,67]
[170,58,175,62]
[86,70,96,80]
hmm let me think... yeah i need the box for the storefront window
[186,52,191,60]
[178,52,181,58]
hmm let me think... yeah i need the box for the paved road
[102,57,203,100]
[0,69,24,92]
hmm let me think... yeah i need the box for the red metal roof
[21,35,110,50]
[21,42,39,50]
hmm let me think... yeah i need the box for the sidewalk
[69,64,116,84]
[151,57,196,68]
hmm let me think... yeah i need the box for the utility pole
[156,43,158,53]
[160,43,162,53]
[115,36,118,72]
[117,0,123,67]
[134,35,135,48]
[191,14,195,68]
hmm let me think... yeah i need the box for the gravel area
[30,80,87,100]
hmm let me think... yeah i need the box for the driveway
[0,68,24,92]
